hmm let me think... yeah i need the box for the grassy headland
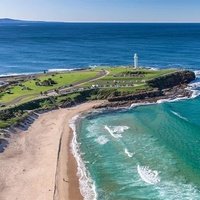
[0,66,182,129]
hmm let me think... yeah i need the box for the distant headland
[0,18,46,24]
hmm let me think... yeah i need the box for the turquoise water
[76,96,200,200]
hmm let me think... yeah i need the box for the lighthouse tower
[134,53,138,69]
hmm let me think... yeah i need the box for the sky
[0,0,200,22]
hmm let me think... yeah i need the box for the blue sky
[0,0,200,22]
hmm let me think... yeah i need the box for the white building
[134,53,138,68]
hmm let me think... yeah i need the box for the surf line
[137,165,160,185]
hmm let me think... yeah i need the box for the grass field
[82,67,177,93]
[0,69,100,105]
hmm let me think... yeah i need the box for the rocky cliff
[108,90,163,102]
[147,70,195,90]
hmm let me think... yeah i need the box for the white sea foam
[157,99,171,104]
[69,115,98,200]
[149,67,159,71]
[0,72,38,77]
[194,70,200,76]
[89,65,99,69]
[104,125,129,139]
[129,70,200,108]
[95,136,109,145]
[143,66,160,71]
[137,165,160,185]
[0,68,76,77]
[86,123,99,138]
[0,67,87,77]
[156,96,190,104]
[186,70,200,98]
[124,148,134,158]
[156,180,200,200]
[48,68,82,72]
[170,111,189,121]
[130,102,153,108]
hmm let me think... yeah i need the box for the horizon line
[1,18,200,24]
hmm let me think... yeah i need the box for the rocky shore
[94,86,193,109]
[94,70,196,109]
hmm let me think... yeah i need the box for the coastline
[0,101,105,200]
[0,67,88,78]
[0,88,199,199]
[0,70,199,199]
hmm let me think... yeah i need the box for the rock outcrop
[108,90,163,102]
[147,70,195,90]
[0,138,9,153]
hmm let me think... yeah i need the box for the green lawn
[102,67,177,80]
[82,67,177,90]
[0,70,99,105]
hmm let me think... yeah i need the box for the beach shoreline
[0,90,200,199]
[0,101,105,200]
[0,75,199,200]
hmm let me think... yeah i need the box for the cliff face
[108,90,163,102]
[147,70,195,90]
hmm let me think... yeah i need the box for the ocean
[1,23,200,75]
[1,22,200,199]
[75,97,200,200]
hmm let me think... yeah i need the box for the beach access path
[0,101,105,200]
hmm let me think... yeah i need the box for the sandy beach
[0,101,105,200]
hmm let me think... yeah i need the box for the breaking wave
[47,68,82,72]
[70,115,97,200]
[0,72,38,77]
[187,70,200,98]
[170,111,189,121]
[104,125,129,139]
[137,165,160,185]
[124,148,134,158]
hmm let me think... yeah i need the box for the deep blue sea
[1,23,200,75]
[1,22,200,199]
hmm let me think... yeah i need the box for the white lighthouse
[134,53,138,69]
